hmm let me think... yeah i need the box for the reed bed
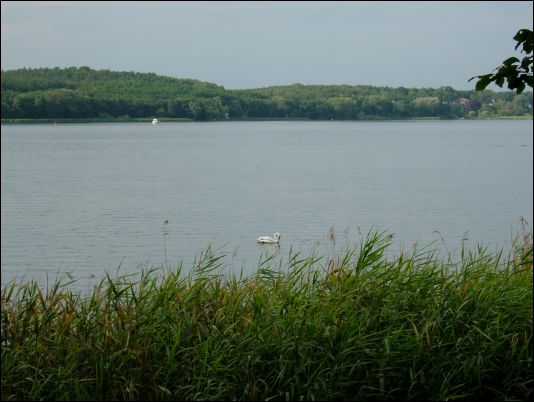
[1,230,532,401]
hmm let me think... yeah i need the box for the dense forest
[1,66,532,121]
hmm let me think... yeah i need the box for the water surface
[2,120,532,289]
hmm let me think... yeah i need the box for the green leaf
[507,75,520,90]
[518,29,533,53]
[502,57,519,67]
[513,29,532,51]
[475,75,492,91]
[520,56,532,71]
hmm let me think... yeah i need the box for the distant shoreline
[2,115,532,124]
[4,67,532,123]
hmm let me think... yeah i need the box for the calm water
[1,120,532,289]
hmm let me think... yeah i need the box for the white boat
[152,118,160,124]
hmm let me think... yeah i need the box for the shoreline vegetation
[1,115,533,125]
[2,67,532,122]
[1,229,532,401]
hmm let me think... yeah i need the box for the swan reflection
[257,241,281,259]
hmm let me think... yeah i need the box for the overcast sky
[1,1,533,90]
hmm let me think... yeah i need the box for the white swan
[256,232,281,244]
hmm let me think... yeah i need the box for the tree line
[1,66,532,121]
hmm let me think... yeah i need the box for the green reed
[1,230,532,401]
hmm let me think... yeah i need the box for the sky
[1,1,533,90]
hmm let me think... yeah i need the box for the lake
[1,120,532,290]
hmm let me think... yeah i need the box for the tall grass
[1,230,532,401]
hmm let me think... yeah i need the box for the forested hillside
[1,66,532,120]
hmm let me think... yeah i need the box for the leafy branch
[470,29,533,94]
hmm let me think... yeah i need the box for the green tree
[2,67,531,120]
[470,29,533,94]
